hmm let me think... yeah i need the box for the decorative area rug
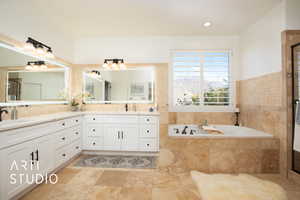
[74,155,157,169]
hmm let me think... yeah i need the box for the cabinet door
[34,135,54,176]
[103,125,121,150]
[3,141,35,200]
[121,126,139,151]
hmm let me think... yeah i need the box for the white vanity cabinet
[83,114,159,152]
[0,116,82,200]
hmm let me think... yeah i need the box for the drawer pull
[62,137,66,140]
[62,153,66,157]
[147,144,150,146]
[93,142,96,145]
[75,132,79,135]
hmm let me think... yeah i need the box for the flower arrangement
[70,93,91,111]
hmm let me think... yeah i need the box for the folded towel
[294,101,300,152]
[296,101,300,125]
[202,126,224,135]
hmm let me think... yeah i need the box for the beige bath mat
[191,171,287,200]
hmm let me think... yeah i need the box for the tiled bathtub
[159,124,279,174]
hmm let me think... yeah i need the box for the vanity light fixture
[87,70,103,81]
[25,61,48,71]
[102,59,127,70]
[23,37,54,59]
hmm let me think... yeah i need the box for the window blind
[172,51,231,107]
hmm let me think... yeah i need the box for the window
[170,51,234,112]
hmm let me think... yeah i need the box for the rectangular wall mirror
[83,67,154,104]
[0,42,69,106]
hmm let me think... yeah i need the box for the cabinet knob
[62,123,65,126]
[93,142,96,145]
[147,130,150,133]
[75,120,79,123]
[93,118,96,120]
[147,144,150,146]
[62,153,66,157]
[62,137,66,140]
[75,132,79,135]
[146,119,150,122]
[92,129,95,132]
[76,146,79,149]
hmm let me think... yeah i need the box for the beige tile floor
[20,156,300,200]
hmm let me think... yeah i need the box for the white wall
[285,0,300,30]
[0,0,74,62]
[239,2,285,80]
[74,36,240,81]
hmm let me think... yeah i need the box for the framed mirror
[83,67,154,104]
[0,42,69,106]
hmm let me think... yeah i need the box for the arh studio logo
[9,160,58,185]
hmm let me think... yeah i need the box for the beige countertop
[0,111,160,132]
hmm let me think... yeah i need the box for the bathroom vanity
[0,112,159,200]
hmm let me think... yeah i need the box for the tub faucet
[182,126,188,135]
[0,107,8,122]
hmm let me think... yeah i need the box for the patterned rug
[74,155,157,169]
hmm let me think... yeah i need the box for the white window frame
[169,49,236,112]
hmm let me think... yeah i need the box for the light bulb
[46,50,54,58]
[24,42,34,51]
[102,63,109,68]
[25,65,33,70]
[120,63,126,70]
[36,46,45,55]
[112,63,118,70]
[32,65,39,70]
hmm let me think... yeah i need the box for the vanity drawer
[55,146,69,167]
[85,116,106,123]
[55,140,81,168]
[67,117,82,127]
[56,117,81,129]
[85,137,104,149]
[139,116,157,124]
[102,116,138,124]
[70,140,81,157]
[139,125,157,138]
[139,139,157,152]
[69,126,81,142]
[86,124,103,137]
[55,130,70,149]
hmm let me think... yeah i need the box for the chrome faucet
[0,107,8,122]
[182,126,188,135]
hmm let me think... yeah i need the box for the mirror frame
[0,39,70,106]
[83,67,155,104]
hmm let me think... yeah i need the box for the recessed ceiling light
[203,22,212,27]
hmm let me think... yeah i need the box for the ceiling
[1,0,282,38]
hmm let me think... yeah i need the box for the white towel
[293,101,300,152]
[294,124,300,152]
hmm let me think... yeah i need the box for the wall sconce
[102,59,126,70]
[25,61,48,71]
[23,37,54,58]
